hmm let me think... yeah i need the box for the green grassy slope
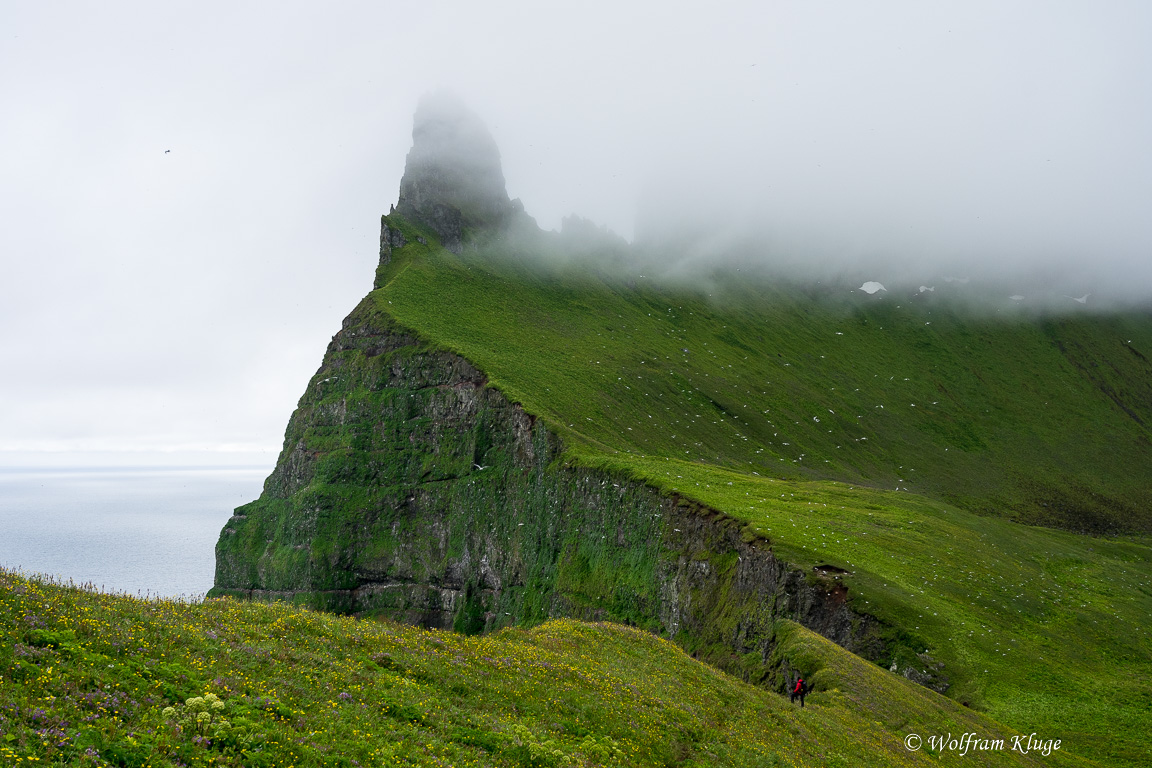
[370,216,1152,766]
[1,570,1093,767]
[378,219,1152,533]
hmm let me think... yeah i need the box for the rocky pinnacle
[395,92,517,252]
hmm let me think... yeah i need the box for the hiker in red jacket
[791,677,806,707]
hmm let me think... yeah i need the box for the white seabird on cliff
[859,281,886,295]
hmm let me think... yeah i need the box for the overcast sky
[2,1,1150,467]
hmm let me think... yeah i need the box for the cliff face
[210,96,953,691]
[211,224,901,686]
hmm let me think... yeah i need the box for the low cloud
[2,1,1149,461]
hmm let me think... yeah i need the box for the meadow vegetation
[0,569,1092,767]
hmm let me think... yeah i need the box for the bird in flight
[1065,293,1090,304]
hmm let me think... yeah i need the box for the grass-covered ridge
[368,215,1152,766]
[2,570,1094,767]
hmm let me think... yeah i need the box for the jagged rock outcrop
[394,92,521,252]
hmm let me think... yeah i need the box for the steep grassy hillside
[1,570,1092,767]
[365,215,1152,766]
[378,216,1152,534]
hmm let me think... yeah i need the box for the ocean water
[0,466,268,599]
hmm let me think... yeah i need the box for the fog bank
[2,1,1149,461]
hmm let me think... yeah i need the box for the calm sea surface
[0,466,268,599]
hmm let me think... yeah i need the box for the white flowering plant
[161,692,260,754]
